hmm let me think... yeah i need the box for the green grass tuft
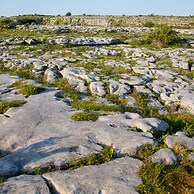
[0,100,27,114]
[18,84,45,97]
[71,112,99,121]
[137,160,194,194]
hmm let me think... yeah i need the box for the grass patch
[137,144,159,161]
[132,90,194,137]
[137,159,194,194]
[18,84,45,97]
[161,113,194,137]
[131,90,159,118]
[62,145,114,170]
[11,81,45,97]
[0,100,27,114]
[71,100,119,112]
[49,78,83,102]
[71,112,99,121]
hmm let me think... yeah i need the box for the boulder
[150,148,177,165]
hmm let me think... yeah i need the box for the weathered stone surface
[0,175,50,194]
[0,159,19,178]
[43,157,142,194]
[109,79,131,98]
[0,78,154,177]
[166,132,194,149]
[150,148,177,165]
[90,81,106,96]
[98,112,169,132]
[44,65,62,82]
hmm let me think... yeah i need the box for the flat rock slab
[98,112,169,132]
[0,74,154,178]
[43,157,142,194]
[0,175,50,194]
[166,132,194,149]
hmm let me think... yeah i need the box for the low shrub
[144,24,180,48]
[144,21,155,28]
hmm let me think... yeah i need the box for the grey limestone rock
[43,157,142,194]
[109,79,131,98]
[0,175,51,194]
[150,148,177,165]
[98,112,169,133]
[166,132,194,149]
[90,81,106,97]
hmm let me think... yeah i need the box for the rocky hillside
[45,15,194,28]
[0,16,194,193]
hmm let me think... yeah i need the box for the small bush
[65,12,72,16]
[0,100,27,114]
[71,112,99,121]
[144,21,155,28]
[144,24,180,48]
[0,18,16,29]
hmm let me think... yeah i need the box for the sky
[0,0,194,17]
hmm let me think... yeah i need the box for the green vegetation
[131,24,181,48]
[143,21,155,28]
[0,15,44,29]
[49,78,83,102]
[137,159,194,194]
[144,24,181,48]
[71,112,99,121]
[136,143,194,194]
[0,100,27,114]
[0,178,5,184]
[131,90,159,118]
[71,100,118,112]
[18,84,45,97]
[65,12,72,16]
[11,81,45,97]
[33,146,114,174]
[137,144,159,161]
[62,145,114,170]
[132,90,194,137]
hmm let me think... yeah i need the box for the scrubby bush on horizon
[144,24,180,48]
[65,12,72,16]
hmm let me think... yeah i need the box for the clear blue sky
[1,0,194,17]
